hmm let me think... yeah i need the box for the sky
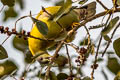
[0,0,118,80]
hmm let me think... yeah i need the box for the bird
[28,1,96,65]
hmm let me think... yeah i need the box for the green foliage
[1,0,120,80]
[113,38,120,58]
[3,7,18,21]
[79,38,89,46]
[93,58,103,63]
[0,45,8,60]
[101,16,119,36]
[12,36,28,52]
[105,51,114,54]
[57,73,68,80]
[54,55,68,67]
[82,76,91,80]
[24,50,33,63]
[0,60,17,78]
[1,0,15,7]
[107,57,120,74]
[16,0,24,9]
[31,17,48,35]
[1,0,25,21]
[101,69,108,80]
[89,24,105,30]
[103,35,111,42]
[49,71,58,80]
[117,0,120,6]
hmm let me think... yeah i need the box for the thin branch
[102,22,120,57]
[15,15,29,30]
[10,75,17,80]
[44,7,120,80]
[0,5,4,13]
[0,26,47,41]
[91,35,102,80]
[65,44,73,76]
[1,36,10,45]
[64,42,79,53]
[96,0,108,10]
[44,41,64,80]
[84,25,91,50]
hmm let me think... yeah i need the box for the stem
[65,44,73,76]
[44,7,120,80]
[91,35,102,79]
[102,22,120,57]
[1,36,10,45]
[0,5,4,13]
[96,0,108,10]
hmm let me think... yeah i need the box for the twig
[10,75,17,80]
[0,26,47,41]
[44,41,64,80]
[102,22,120,57]
[14,15,29,30]
[1,36,10,45]
[44,7,120,80]
[0,5,4,13]
[65,44,73,76]
[14,12,39,30]
[84,25,91,50]
[96,0,108,10]
[91,35,102,80]
[64,42,79,53]
[90,12,113,79]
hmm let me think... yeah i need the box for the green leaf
[12,36,28,52]
[54,55,68,67]
[113,38,120,58]
[79,38,89,46]
[101,69,108,80]
[16,0,24,9]
[49,71,58,80]
[89,23,105,30]
[1,0,15,7]
[106,51,115,54]
[57,73,68,80]
[96,58,103,62]
[0,45,8,60]
[117,0,120,6]
[31,17,48,35]
[53,0,72,22]
[79,0,88,4]
[103,35,111,42]
[82,76,91,80]
[3,7,18,21]
[89,44,95,55]
[107,57,120,74]
[0,60,17,78]
[24,50,33,63]
[101,16,119,36]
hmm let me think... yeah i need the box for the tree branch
[44,7,120,80]
[65,44,73,76]
[96,0,108,10]
[102,22,120,57]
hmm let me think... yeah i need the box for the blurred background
[0,0,120,80]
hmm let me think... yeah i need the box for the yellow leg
[71,22,80,28]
